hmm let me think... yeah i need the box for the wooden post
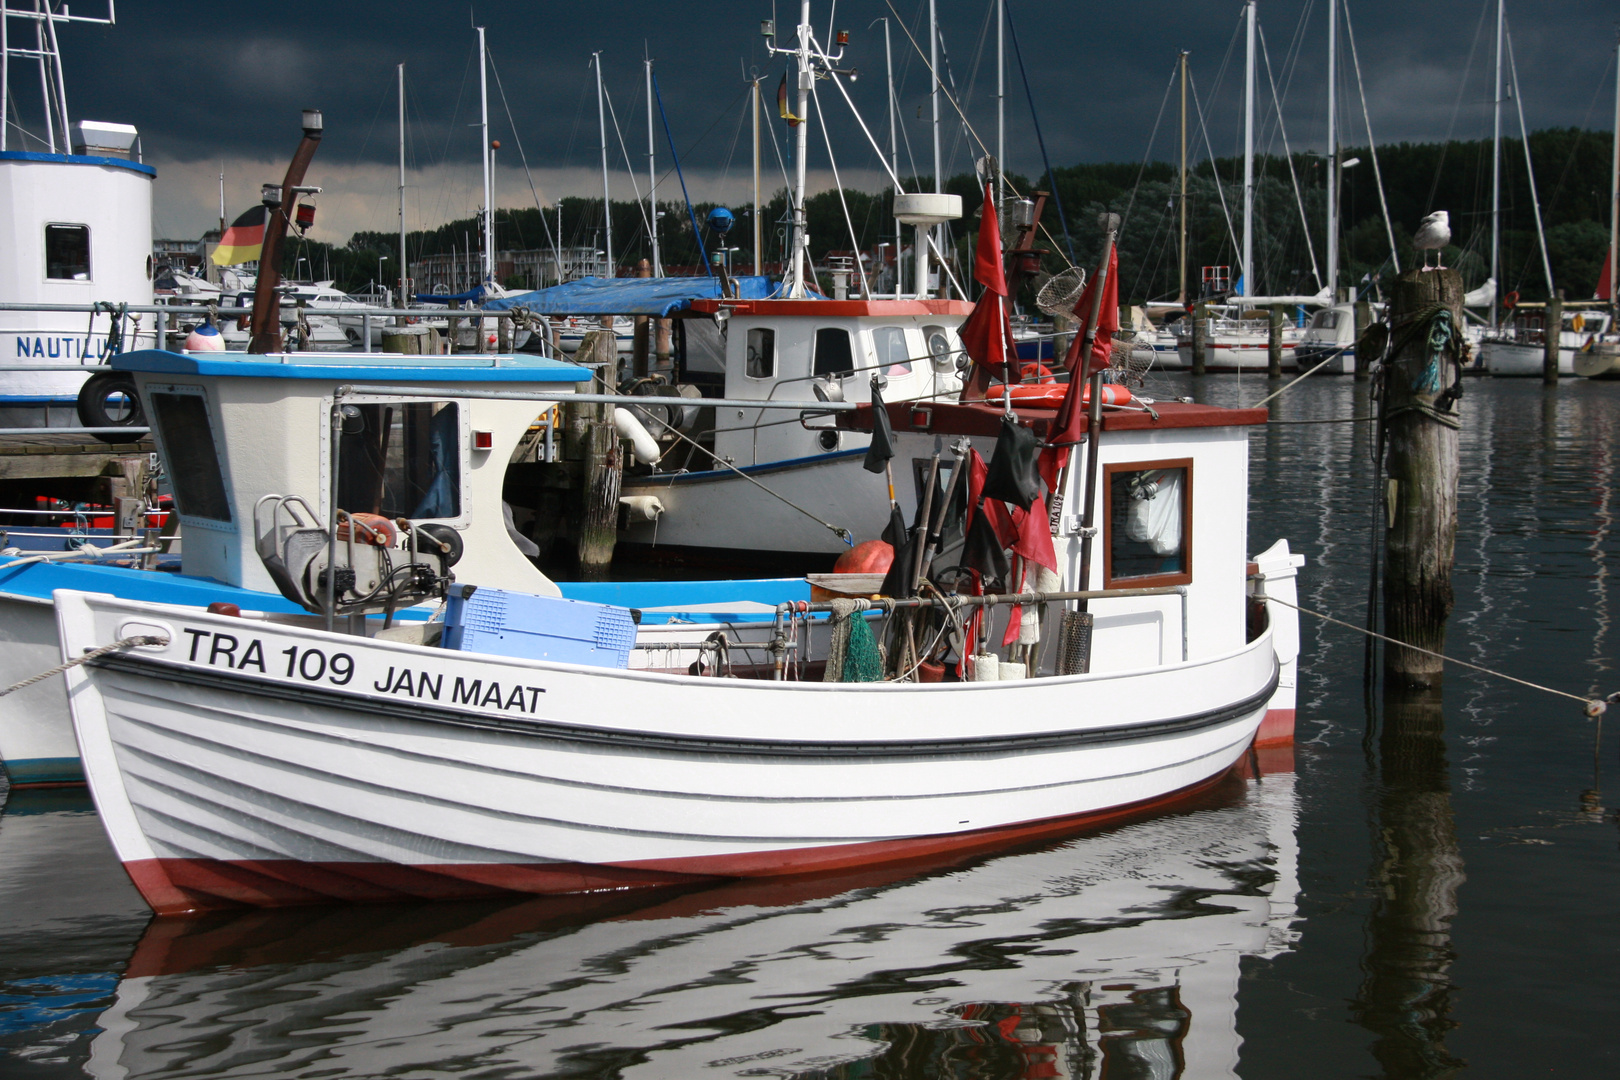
[1382,267,1464,687]
[1267,305,1284,377]
[1354,300,1373,380]
[575,328,621,579]
[1191,301,1208,375]
[497,314,511,353]
[632,258,652,378]
[1542,289,1563,385]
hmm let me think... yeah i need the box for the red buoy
[834,539,894,575]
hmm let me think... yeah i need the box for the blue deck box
[441,584,637,668]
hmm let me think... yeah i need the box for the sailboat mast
[1490,0,1503,329]
[984,0,997,208]
[1179,50,1188,305]
[785,0,813,297]
[1,1,8,153]
[1242,0,1255,300]
[398,62,407,303]
[884,16,900,297]
[646,56,660,277]
[594,51,613,279]
[1611,31,1619,319]
[930,0,941,194]
[752,76,762,277]
[1326,0,1337,301]
[478,27,494,286]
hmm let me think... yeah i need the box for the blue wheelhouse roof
[110,349,592,383]
[482,275,783,317]
[0,149,157,177]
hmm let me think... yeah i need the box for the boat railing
[769,584,1189,679]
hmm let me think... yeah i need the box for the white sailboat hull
[1481,339,1575,376]
[58,589,1281,914]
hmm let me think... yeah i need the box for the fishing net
[1035,267,1087,318]
[1111,332,1154,390]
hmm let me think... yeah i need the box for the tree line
[287,127,1612,306]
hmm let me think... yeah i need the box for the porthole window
[45,224,91,281]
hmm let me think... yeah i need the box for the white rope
[0,634,170,698]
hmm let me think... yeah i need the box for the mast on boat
[882,16,901,297]
[996,0,1004,211]
[1179,50,1188,306]
[646,54,661,277]
[1,1,115,154]
[752,74,762,277]
[478,26,494,288]
[1242,0,1255,300]
[593,51,613,280]
[1326,0,1337,302]
[398,62,407,304]
[1491,0,1503,329]
[1611,31,1619,321]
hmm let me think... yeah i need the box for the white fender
[614,407,662,464]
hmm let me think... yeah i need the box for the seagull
[1413,210,1451,271]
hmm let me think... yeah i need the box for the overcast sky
[19,0,1616,243]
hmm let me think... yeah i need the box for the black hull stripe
[91,653,1279,761]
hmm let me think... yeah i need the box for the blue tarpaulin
[480,275,787,317]
[414,286,489,304]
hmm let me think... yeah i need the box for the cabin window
[872,326,912,375]
[813,327,855,377]
[923,324,955,373]
[1104,459,1192,587]
[1308,310,1340,331]
[45,224,90,281]
[338,402,461,520]
[746,327,775,379]
[150,391,232,523]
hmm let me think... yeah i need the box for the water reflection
[69,764,1298,1080]
[1354,688,1466,1078]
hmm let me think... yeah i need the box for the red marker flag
[957,183,1018,394]
[1049,243,1120,445]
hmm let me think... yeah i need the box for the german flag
[211,204,268,266]
[777,72,803,127]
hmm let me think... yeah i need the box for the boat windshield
[1308,310,1340,331]
[337,402,461,521]
[872,326,912,375]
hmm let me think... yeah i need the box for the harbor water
[1,373,1616,1078]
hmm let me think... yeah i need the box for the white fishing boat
[50,328,1302,913]
[0,2,157,427]
[1480,309,1612,376]
[81,760,1298,1078]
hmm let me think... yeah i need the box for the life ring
[981,382,1135,408]
[1503,290,1520,310]
[1020,362,1056,383]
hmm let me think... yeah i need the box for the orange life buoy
[1020,362,1057,383]
[1503,290,1520,310]
[980,382,1134,408]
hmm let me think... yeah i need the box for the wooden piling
[1191,301,1208,375]
[1267,305,1284,377]
[1543,290,1563,385]
[632,258,652,378]
[1353,300,1373,380]
[1381,267,1464,687]
[574,328,621,579]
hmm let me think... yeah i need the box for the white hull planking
[1482,340,1576,376]
[59,589,1279,912]
[0,593,78,783]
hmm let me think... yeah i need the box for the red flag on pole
[958,183,1019,392]
[1049,243,1120,445]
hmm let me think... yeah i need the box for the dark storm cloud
[39,0,1619,234]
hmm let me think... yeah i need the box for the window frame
[812,326,855,377]
[146,383,234,531]
[44,222,91,282]
[745,326,776,380]
[325,394,470,529]
[1102,456,1194,589]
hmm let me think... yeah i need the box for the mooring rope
[1269,596,1617,716]
[0,635,170,699]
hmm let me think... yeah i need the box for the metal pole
[1178,50,1187,305]
[1327,0,1338,301]
[752,76,762,276]
[1076,214,1120,603]
[647,55,661,277]
[1242,0,1255,299]
[1490,0,1503,330]
[984,0,997,210]
[1,2,8,152]
[929,0,941,294]
[40,0,67,148]
[398,62,408,306]
[478,27,494,287]
[33,3,53,153]
[885,17,900,297]
[787,0,812,296]
[1612,32,1619,323]
[595,51,614,279]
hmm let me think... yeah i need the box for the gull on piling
[1414,211,1451,271]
